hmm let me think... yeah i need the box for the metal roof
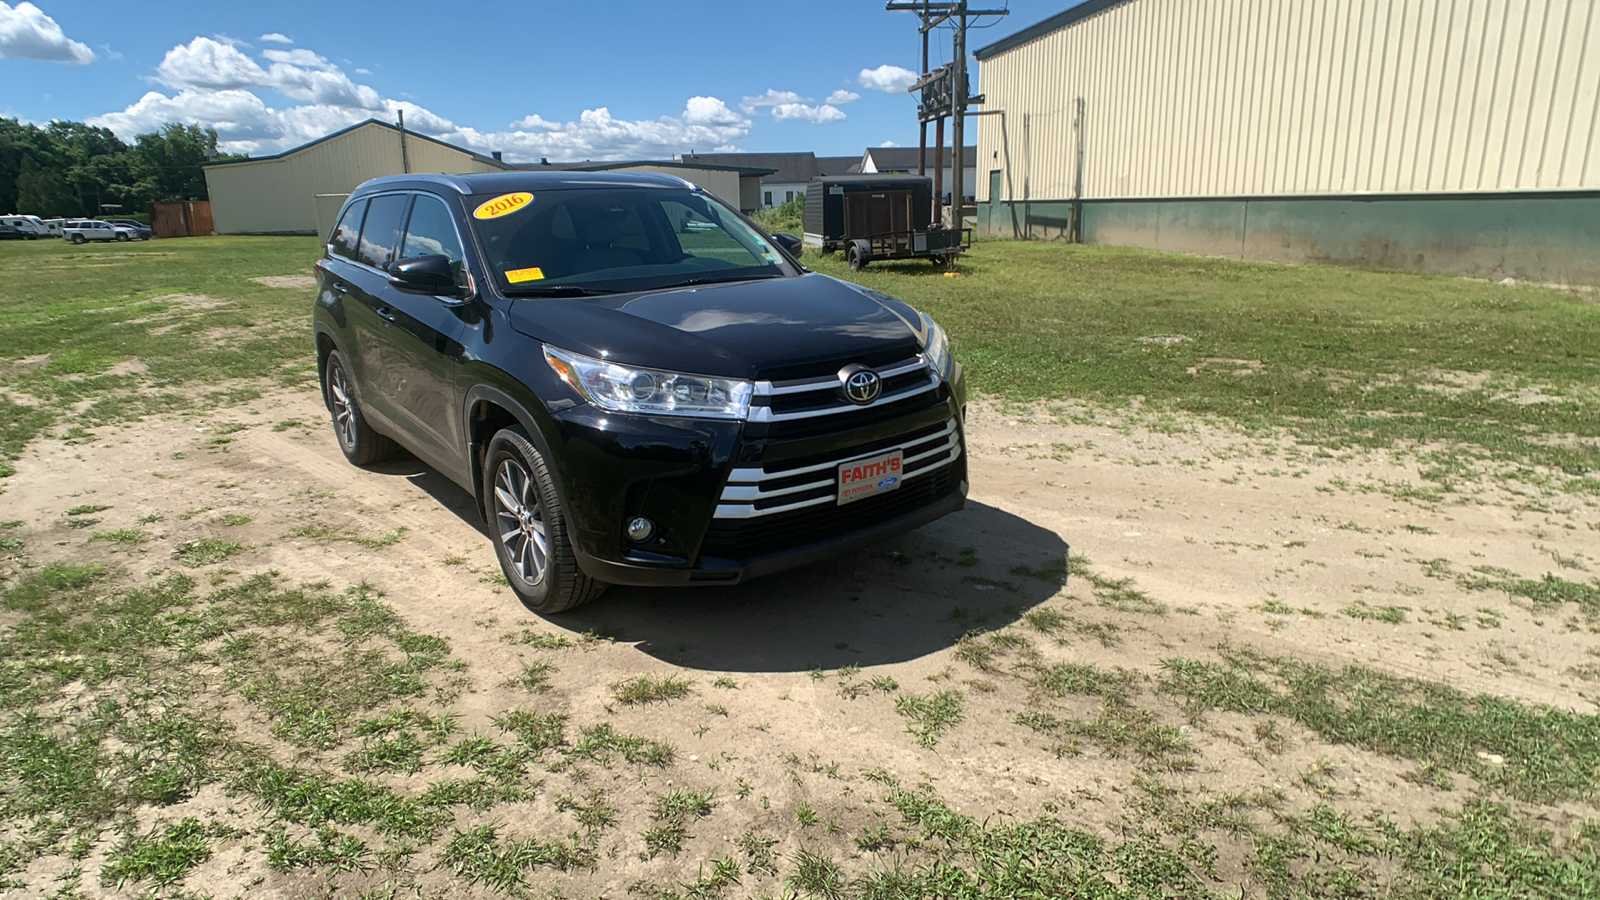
[570,159,778,176]
[202,118,513,170]
[973,0,1131,60]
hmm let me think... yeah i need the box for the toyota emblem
[839,365,882,404]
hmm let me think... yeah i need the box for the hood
[502,273,927,379]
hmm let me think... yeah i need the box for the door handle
[331,282,349,294]
[375,307,397,323]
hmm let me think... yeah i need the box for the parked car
[314,172,967,613]
[104,218,154,240]
[0,222,26,240]
[0,215,47,239]
[62,220,140,243]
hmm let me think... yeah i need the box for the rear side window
[358,194,410,269]
[400,195,465,271]
[330,199,367,260]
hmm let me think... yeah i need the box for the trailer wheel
[847,243,868,271]
[929,255,951,270]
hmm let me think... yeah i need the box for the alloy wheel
[328,364,356,449]
[494,458,548,585]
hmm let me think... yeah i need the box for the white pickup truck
[63,219,141,244]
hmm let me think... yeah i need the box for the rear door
[373,193,473,479]
[342,192,411,435]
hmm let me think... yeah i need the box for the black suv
[313,172,966,612]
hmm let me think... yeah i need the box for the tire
[116,233,131,242]
[70,234,86,244]
[323,349,398,465]
[847,244,867,271]
[929,255,951,270]
[484,426,606,614]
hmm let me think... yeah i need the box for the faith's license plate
[837,449,904,505]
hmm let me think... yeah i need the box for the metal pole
[398,109,410,174]
[933,117,945,225]
[918,22,929,179]
[950,3,966,234]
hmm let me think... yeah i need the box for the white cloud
[90,35,756,161]
[858,64,917,93]
[259,32,292,44]
[738,89,802,114]
[878,140,899,147]
[770,103,846,124]
[0,1,94,63]
[825,89,860,105]
[354,67,370,75]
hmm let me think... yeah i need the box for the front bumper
[547,362,968,587]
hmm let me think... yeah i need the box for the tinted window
[358,193,409,269]
[330,198,367,260]
[400,195,465,277]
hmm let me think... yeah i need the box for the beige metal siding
[204,122,491,234]
[600,165,742,209]
[976,0,1600,201]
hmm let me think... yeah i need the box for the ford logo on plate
[877,476,899,489]
[839,365,882,405]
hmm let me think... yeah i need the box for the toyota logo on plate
[839,365,882,404]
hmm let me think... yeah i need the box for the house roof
[202,118,512,170]
[863,146,977,172]
[815,156,862,176]
[569,159,778,176]
[974,0,1130,60]
[682,152,816,183]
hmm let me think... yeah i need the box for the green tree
[123,123,235,204]
[15,156,80,217]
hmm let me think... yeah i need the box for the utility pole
[398,109,410,174]
[887,1,1006,228]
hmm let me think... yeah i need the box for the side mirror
[389,254,464,297]
[771,232,802,257]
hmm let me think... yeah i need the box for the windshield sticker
[505,266,545,283]
[473,192,533,220]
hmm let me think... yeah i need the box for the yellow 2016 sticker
[505,266,545,283]
[473,191,533,220]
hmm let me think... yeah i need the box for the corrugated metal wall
[976,0,1600,202]
[204,123,500,234]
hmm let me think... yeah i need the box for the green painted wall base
[981,192,1600,285]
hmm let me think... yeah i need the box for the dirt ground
[5,384,1598,896]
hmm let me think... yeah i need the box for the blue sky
[0,0,1070,162]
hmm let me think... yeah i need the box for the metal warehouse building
[203,120,511,236]
[974,0,1600,283]
[203,120,773,236]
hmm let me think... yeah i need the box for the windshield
[468,187,790,294]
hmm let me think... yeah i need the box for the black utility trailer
[802,174,970,270]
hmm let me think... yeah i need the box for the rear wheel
[484,427,606,614]
[323,350,397,465]
[70,234,86,245]
[847,244,868,271]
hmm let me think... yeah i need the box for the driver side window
[401,195,466,281]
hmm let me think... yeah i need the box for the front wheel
[116,233,131,242]
[323,349,397,465]
[70,234,86,245]
[485,427,606,614]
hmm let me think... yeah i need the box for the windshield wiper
[668,274,780,288]
[501,284,620,297]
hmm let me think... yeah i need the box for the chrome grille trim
[713,421,961,520]
[755,355,926,397]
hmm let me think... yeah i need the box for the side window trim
[353,191,411,273]
[398,192,471,278]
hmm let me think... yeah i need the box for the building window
[785,191,795,203]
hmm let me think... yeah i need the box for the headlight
[921,313,952,379]
[543,345,752,419]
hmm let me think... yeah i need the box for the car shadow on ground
[363,455,1069,674]
[558,501,1068,673]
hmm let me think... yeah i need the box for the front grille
[713,419,961,520]
[700,463,960,559]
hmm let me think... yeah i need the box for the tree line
[0,118,243,219]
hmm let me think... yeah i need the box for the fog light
[625,516,656,543]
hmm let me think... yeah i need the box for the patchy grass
[172,537,243,567]
[894,690,964,748]
[1160,647,1600,802]
[611,673,694,705]
[291,523,408,548]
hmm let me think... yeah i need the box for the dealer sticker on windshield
[837,449,903,505]
[473,192,533,220]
